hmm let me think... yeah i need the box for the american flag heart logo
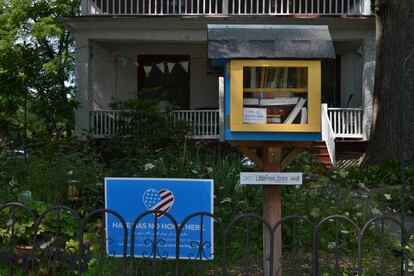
[143,189,174,218]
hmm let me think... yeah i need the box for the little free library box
[208,24,335,142]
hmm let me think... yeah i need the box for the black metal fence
[0,202,412,275]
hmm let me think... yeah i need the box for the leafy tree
[0,0,79,147]
[366,1,414,163]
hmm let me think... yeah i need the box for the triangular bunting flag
[114,54,120,64]
[167,62,175,74]
[156,62,165,73]
[134,61,139,67]
[120,57,128,67]
[144,66,153,78]
[179,61,189,73]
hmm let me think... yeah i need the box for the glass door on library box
[230,60,321,133]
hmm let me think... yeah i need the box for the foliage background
[0,0,79,147]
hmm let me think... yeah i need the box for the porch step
[316,154,333,164]
[312,138,368,169]
[312,145,329,155]
[312,141,333,168]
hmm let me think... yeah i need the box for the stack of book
[243,97,308,124]
[266,106,286,124]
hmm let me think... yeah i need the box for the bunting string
[90,47,196,79]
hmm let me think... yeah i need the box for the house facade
[61,0,375,163]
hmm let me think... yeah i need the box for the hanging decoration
[167,62,176,74]
[179,61,189,73]
[156,62,166,73]
[104,52,202,73]
[144,66,153,77]
[108,52,193,79]
[114,54,120,64]
[120,57,129,68]
[111,53,140,67]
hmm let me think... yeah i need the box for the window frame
[230,60,321,132]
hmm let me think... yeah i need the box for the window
[230,60,321,132]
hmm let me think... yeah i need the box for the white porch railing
[327,107,364,139]
[89,110,220,139]
[321,104,336,164]
[89,110,124,138]
[82,0,371,16]
[89,106,362,151]
[172,110,220,139]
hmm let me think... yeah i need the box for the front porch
[89,106,363,140]
[80,38,370,166]
[79,38,372,140]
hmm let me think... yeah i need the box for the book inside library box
[243,66,308,125]
[228,59,321,134]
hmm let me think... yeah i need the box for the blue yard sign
[105,178,214,260]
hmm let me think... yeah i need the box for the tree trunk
[366,0,414,164]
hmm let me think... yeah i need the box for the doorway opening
[137,55,190,109]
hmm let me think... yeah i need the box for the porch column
[80,0,89,15]
[74,36,91,140]
[362,0,371,16]
[362,38,376,140]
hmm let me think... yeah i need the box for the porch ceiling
[58,16,375,32]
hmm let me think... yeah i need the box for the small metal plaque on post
[240,172,302,185]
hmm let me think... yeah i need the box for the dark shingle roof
[207,24,335,59]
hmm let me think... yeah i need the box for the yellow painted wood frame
[230,60,321,132]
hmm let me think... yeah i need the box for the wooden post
[231,141,310,275]
[262,147,282,276]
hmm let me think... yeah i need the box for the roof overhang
[207,24,336,59]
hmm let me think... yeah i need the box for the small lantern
[68,180,79,201]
